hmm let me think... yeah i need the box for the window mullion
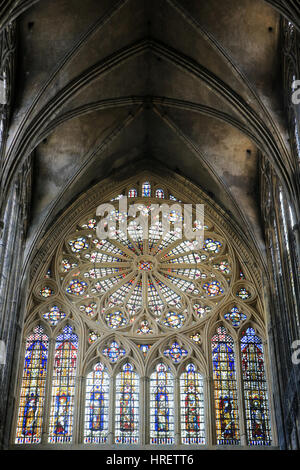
[73,374,84,445]
[108,374,115,445]
[41,336,55,445]
[235,338,247,446]
[174,375,180,446]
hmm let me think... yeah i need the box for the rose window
[15,180,272,448]
[62,207,230,335]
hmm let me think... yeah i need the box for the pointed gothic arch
[11,168,276,448]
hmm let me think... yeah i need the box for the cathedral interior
[0,0,299,451]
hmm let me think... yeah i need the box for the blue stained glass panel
[84,363,109,443]
[241,328,272,446]
[115,363,139,444]
[211,326,240,445]
[150,363,174,445]
[15,326,49,444]
[48,325,78,443]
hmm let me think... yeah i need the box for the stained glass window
[163,311,185,329]
[203,280,224,297]
[211,326,240,445]
[142,181,151,197]
[68,236,89,253]
[102,341,126,363]
[43,306,66,326]
[15,179,273,448]
[155,189,164,198]
[105,311,128,329]
[137,344,152,357]
[84,363,109,443]
[180,364,205,444]
[163,342,188,363]
[203,238,222,253]
[213,260,230,275]
[128,188,137,198]
[150,363,174,444]
[15,327,49,444]
[66,279,88,296]
[241,328,271,446]
[88,331,100,344]
[48,325,78,443]
[236,287,251,300]
[136,319,153,334]
[224,306,247,327]
[193,303,212,318]
[81,218,97,230]
[61,258,78,273]
[79,302,97,317]
[39,286,54,298]
[115,363,139,444]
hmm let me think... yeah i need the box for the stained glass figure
[190,333,201,343]
[68,236,89,253]
[48,325,78,443]
[15,327,49,444]
[115,363,139,444]
[81,218,97,230]
[128,188,137,198]
[224,306,247,327]
[163,342,188,363]
[105,311,127,329]
[39,286,53,298]
[136,320,153,335]
[102,341,125,363]
[213,261,230,275]
[203,281,224,297]
[61,258,78,273]
[203,238,222,253]
[137,344,152,357]
[66,279,88,296]
[88,331,100,344]
[79,302,97,317]
[180,364,205,444]
[142,181,151,197]
[211,326,240,445]
[163,311,185,329]
[150,363,174,444]
[236,287,251,300]
[43,306,66,326]
[155,189,164,198]
[241,328,271,446]
[193,303,212,318]
[84,363,109,443]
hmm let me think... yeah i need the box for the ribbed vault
[1,0,296,270]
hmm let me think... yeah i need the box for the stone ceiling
[4,0,292,261]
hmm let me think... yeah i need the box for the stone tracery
[13,175,272,447]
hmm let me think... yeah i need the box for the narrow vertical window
[150,363,174,444]
[211,326,240,445]
[48,325,78,443]
[15,326,49,444]
[142,181,151,197]
[84,363,109,443]
[115,363,139,444]
[180,363,205,444]
[241,328,272,446]
[128,188,137,198]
